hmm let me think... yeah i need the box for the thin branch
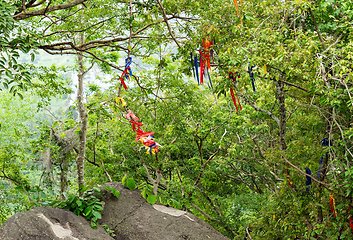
[156,0,181,48]
[308,8,326,50]
[14,0,87,20]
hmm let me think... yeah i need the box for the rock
[0,183,229,240]
[97,182,230,240]
[0,206,114,240]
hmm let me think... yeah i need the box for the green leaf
[31,53,35,62]
[146,194,157,205]
[92,211,102,220]
[121,175,127,185]
[126,178,136,191]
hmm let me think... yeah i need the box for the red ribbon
[130,120,143,132]
[329,193,336,217]
[199,50,207,84]
[229,72,242,113]
[230,88,239,114]
[120,67,130,90]
[286,169,292,186]
[135,130,155,142]
[349,205,353,233]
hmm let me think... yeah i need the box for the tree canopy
[1,0,353,239]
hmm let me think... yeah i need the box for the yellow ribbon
[116,97,127,107]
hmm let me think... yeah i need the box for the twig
[156,0,181,48]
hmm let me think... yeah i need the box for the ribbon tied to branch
[120,57,132,90]
[229,72,242,114]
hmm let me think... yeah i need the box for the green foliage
[51,186,119,229]
[102,224,116,237]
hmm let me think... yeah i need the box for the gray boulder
[98,182,230,240]
[0,182,230,240]
[0,207,113,240]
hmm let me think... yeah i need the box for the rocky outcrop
[0,207,113,240]
[97,182,229,240]
[0,182,229,240]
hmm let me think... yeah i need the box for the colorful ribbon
[126,110,139,121]
[116,97,127,107]
[349,205,353,233]
[119,57,132,90]
[190,53,196,81]
[318,155,323,179]
[286,169,292,186]
[206,67,213,90]
[318,138,331,179]
[329,193,337,217]
[198,50,206,84]
[232,0,243,24]
[139,134,161,155]
[305,167,312,192]
[130,120,143,132]
[203,37,213,70]
[124,57,132,79]
[194,54,199,84]
[248,63,256,92]
[229,72,242,114]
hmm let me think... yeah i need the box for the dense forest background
[1,0,353,239]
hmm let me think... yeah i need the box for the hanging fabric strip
[232,0,243,24]
[203,37,212,70]
[125,57,132,79]
[248,63,256,92]
[119,69,129,90]
[230,88,239,114]
[130,120,143,132]
[305,167,312,192]
[126,110,139,121]
[286,169,292,186]
[206,67,213,89]
[116,97,127,107]
[349,205,353,233]
[199,50,207,84]
[190,53,196,80]
[210,39,214,64]
[229,72,242,113]
[318,155,323,179]
[194,55,199,84]
[119,57,132,90]
[329,193,337,217]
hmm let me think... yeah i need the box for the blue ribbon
[125,57,132,79]
[318,138,331,179]
[321,137,331,147]
[318,155,323,179]
[194,55,199,85]
[190,53,196,80]
[305,167,312,192]
[206,67,213,90]
[248,63,256,92]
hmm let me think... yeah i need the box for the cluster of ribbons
[120,57,132,90]
[125,109,162,155]
[115,95,162,155]
[190,37,214,89]
[229,72,242,114]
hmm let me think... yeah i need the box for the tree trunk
[76,33,87,196]
[60,152,69,200]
